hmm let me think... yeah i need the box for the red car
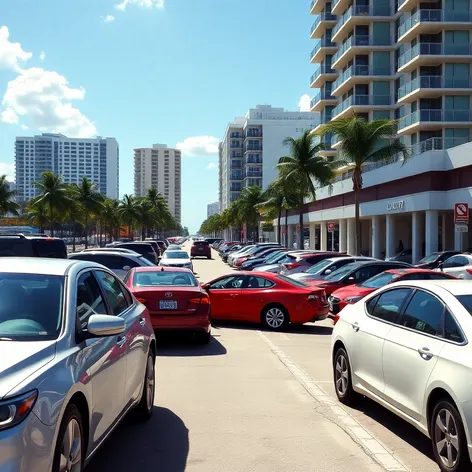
[125,267,211,343]
[329,268,456,316]
[191,240,212,259]
[202,271,329,330]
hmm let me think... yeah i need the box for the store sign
[387,200,404,211]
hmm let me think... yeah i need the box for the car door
[349,288,412,398]
[206,275,245,319]
[237,275,276,322]
[346,264,387,286]
[74,270,127,447]
[441,255,471,278]
[382,289,446,421]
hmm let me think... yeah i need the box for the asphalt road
[86,244,439,472]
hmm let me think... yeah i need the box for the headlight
[345,296,363,303]
[0,390,38,431]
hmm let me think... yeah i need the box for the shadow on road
[156,333,227,357]
[212,320,333,336]
[86,407,189,472]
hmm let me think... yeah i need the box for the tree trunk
[299,207,304,250]
[353,169,363,256]
[84,215,88,249]
[50,207,54,237]
[141,225,145,241]
[277,209,282,244]
[284,209,289,247]
[72,221,76,252]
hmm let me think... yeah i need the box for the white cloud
[115,0,164,10]
[20,124,29,130]
[176,136,219,157]
[103,15,116,23]
[206,162,217,170]
[1,67,97,138]
[298,93,312,112]
[39,51,46,61]
[0,26,32,72]
[0,162,15,181]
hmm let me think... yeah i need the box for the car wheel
[431,400,470,472]
[52,404,84,472]
[262,305,289,330]
[133,350,155,420]
[333,348,359,405]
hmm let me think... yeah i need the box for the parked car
[166,244,182,251]
[191,240,212,259]
[221,244,245,262]
[125,266,211,343]
[329,268,456,316]
[279,252,348,276]
[82,247,141,256]
[227,245,257,266]
[385,248,412,263]
[205,238,224,246]
[415,251,462,269]
[0,234,67,259]
[229,244,281,268]
[0,258,156,472]
[307,261,411,296]
[159,250,193,272]
[69,250,155,279]
[255,251,313,273]
[331,280,472,472]
[239,248,288,271]
[437,253,472,279]
[203,272,329,330]
[112,242,159,265]
[142,239,162,257]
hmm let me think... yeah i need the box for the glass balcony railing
[320,112,333,124]
[246,158,263,164]
[310,90,336,108]
[333,35,391,63]
[310,38,336,60]
[311,12,337,34]
[310,64,336,84]
[332,95,393,116]
[398,109,472,129]
[245,146,262,151]
[398,43,472,68]
[332,64,391,90]
[246,170,263,178]
[398,76,472,98]
[333,6,392,38]
[398,10,472,38]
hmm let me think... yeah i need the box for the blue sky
[0,0,315,233]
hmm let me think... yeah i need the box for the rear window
[163,251,188,259]
[193,241,209,247]
[457,295,472,315]
[277,275,308,288]
[133,271,197,286]
[362,272,400,289]
[0,238,31,257]
[325,263,362,281]
[32,239,67,258]
[120,244,155,254]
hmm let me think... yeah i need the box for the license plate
[159,300,177,310]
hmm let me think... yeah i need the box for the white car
[332,280,472,472]
[438,253,472,279]
[159,250,193,272]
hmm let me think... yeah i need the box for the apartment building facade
[134,144,182,223]
[15,133,119,201]
[207,202,220,218]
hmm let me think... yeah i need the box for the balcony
[245,170,263,178]
[310,12,337,39]
[245,131,263,138]
[310,0,327,15]
[310,90,337,112]
[332,0,350,15]
[230,143,243,149]
[398,76,472,103]
[398,43,472,73]
[310,64,338,88]
[332,35,393,68]
[246,157,263,164]
[244,146,263,152]
[332,6,392,43]
[398,10,472,43]
[332,95,394,119]
[310,38,337,63]
[398,0,419,13]
[398,109,472,134]
[230,173,243,180]
[332,64,392,95]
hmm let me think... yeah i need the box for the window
[370,288,412,323]
[210,276,245,289]
[95,271,129,316]
[444,311,464,343]
[365,295,379,315]
[243,276,275,289]
[443,255,470,268]
[362,271,400,289]
[134,271,198,287]
[76,272,106,329]
[353,265,385,282]
[400,290,444,336]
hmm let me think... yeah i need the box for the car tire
[262,305,289,330]
[207,256,211,259]
[199,330,211,344]
[431,400,470,472]
[333,348,359,406]
[133,350,155,421]
[52,404,84,472]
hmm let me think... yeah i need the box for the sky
[0,0,315,233]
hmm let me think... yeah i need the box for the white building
[277,140,472,263]
[207,202,219,218]
[134,144,182,224]
[218,105,319,211]
[15,133,119,200]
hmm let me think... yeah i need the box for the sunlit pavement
[86,243,438,472]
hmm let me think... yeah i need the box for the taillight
[284,263,301,270]
[333,314,340,325]
[466,269,472,276]
[189,295,210,305]
[136,297,148,305]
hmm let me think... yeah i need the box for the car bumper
[290,303,330,324]
[149,313,211,333]
[0,411,56,472]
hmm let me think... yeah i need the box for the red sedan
[125,267,211,343]
[329,268,456,315]
[202,271,329,330]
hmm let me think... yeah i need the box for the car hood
[0,340,56,399]
[331,284,374,300]
[161,258,191,264]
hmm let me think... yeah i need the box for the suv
[112,242,159,264]
[0,234,67,258]
[191,240,211,259]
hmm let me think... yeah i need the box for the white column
[309,223,317,250]
[371,216,382,259]
[386,214,396,258]
[441,213,447,251]
[320,221,328,251]
[347,218,356,255]
[425,210,439,255]
[412,212,423,264]
[287,225,295,248]
[454,230,467,251]
[339,219,347,253]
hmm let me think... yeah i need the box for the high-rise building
[219,105,319,211]
[134,144,181,223]
[309,0,472,155]
[207,202,219,218]
[15,133,119,201]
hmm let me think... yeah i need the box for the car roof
[0,257,89,275]
[70,250,138,258]
[387,280,472,296]
[386,268,441,275]
[133,266,192,273]
[296,252,336,259]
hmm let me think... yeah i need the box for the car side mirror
[202,284,210,291]
[348,276,355,281]
[87,314,125,337]
[122,265,131,271]
[324,269,332,275]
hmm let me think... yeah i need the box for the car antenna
[161,266,165,271]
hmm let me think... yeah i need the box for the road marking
[257,330,410,472]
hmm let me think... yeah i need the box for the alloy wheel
[265,308,285,329]
[146,356,155,411]
[335,354,349,397]
[435,408,460,468]
[59,419,82,472]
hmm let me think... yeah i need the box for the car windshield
[361,272,400,289]
[418,253,440,263]
[277,275,307,288]
[164,251,188,259]
[264,251,284,263]
[0,274,64,341]
[305,259,335,274]
[139,256,156,266]
[134,271,197,286]
[324,263,362,281]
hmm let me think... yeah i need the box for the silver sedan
[0,258,156,472]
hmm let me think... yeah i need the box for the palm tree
[277,130,337,249]
[26,200,49,233]
[32,171,70,236]
[101,198,122,243]
[236,186,264,242]
[120,194,139,240]
[0,175,20,217]
[318,117,409,255]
